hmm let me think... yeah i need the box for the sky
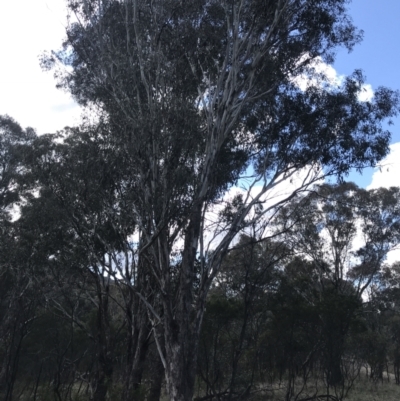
[333,0,400,189]
[0,0,81,134]
[0,0,399,190]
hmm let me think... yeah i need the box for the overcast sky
[0,0,80,134]
[0,0,399,190]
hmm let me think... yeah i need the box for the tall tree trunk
[163,319,198,401]
[162,207,205,401]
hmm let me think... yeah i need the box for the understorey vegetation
[2,0,400,400]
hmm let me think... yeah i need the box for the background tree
[362,262,400,383]
[273,182,400,390]
[19,124,158,401]
[0,116,39,401]
[197,235,287,400]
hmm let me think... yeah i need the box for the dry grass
[345,376,400,401]
[244,368,400,401]
[274,373,400,401]
[10,370,400,401]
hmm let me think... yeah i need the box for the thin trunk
[130,323,151,395]
[91,340,114,401]
[1,300,32,401]
[124,252,160,400]
[325,339,343,387]
[227,302,250,401]
[123,298,150,400]
[91,284,114,401]
[147,351,165,401]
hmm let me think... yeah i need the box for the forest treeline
[2,0,400,400]
[2,115,400,401]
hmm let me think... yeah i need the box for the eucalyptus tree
[0,116,38,400]
[41,1,400,399]
[21,124,153,401]
[273,182,400,388]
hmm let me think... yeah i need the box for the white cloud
[292,56,374,102]
[387,249,400,266]
[357,83,374,102]
[367,142,400,191]
[0,0,81,134]
[291,56,345,92]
